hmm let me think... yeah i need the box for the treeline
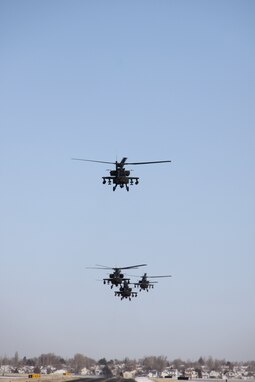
[125,356,255,373]
[1,352,255,374]
[0,352,96,374]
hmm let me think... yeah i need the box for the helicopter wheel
[126,186,129,192]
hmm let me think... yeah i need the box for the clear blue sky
[1,0,255,362]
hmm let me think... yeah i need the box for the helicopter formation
[76,155,172,301]
[86,264,171,301]
[72,156,171,191]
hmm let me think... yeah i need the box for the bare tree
[123,357,137,371]
[68,353,95,373]
[141,356,167,373]
[14,352,19,367]
[37,353,64,369]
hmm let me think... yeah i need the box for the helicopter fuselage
[138,280,154,290]
[103,167,139,191]
[103,271,130,288]
[115,282,137,300]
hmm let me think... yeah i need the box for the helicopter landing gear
[126,185,129,192]
[102,179,106,184]
[108,179,111,185]
[113,185,117,191]
[111,285,113,289]
[135,179,139,185]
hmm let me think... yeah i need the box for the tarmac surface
[0,377,136,382]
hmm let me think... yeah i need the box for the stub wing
[134,282,157,289]
[102,176,139,180]
[103,278,130,283]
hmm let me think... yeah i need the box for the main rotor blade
[148,275,172,278]
[125,160,171,166]
[129,274,172,278]
[86,264,147,270]
[72,158,115,165]
[121,264,147,270]
[86,265,113,270]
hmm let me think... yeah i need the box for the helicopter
[114,280,138,301]
[72,156,171,191]
[86,264,147,289]
[133,272,172,292]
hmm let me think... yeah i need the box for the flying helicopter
[86,264,147,289]
[72,156,171,191]
[133,273,172,292]
[114,280,138,301]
